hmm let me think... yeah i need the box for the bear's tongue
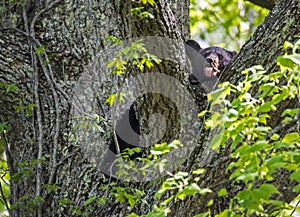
[205,67,213,77]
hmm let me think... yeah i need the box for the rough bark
[0,0,190,216]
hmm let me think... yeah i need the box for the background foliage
[190,0,268,50]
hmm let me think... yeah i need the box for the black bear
[108,103,141,159]
[100,103,142,176]
[101,40,237,177]
[185,39,237,84]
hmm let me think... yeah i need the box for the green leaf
[199,188,212,194]
[218,188,227,197]
[283,41,294,49]
[148,0,155,6]
[185,183,202,196]
[293,183,300,192]
[116,59,127,70]
[271,93,284,105]
[125,193,137,208]
[265,155,286,175]
[257,183,280,199]
[105,94,116,106]
[270,134,280,141]
[105,92,124,106]
[104,36,122,45]
[34,196,45,206]
[282,132,300,143]
[145,60,153,68]
[281,109,299,118]
[207,199,214,207]
[207,86,231,104]
[34,45,46,54]
[215,210,234,217]
[192,168,205,175]
[277,56,294,68]
[258,114,270,125]
[205,112,223,129]
[258,83,277,98]
[107,59,116,69]
[84,196,97,206]
[287,54,300,64]
[193,212,210,217]
[0,122,8,134]
[257,101,276,113]
[209,130,224,151]
[59,198,75,206]
[126,213,139,217]
[6,83,19,93]
[97,196,107,205]
[290,171,300,182]
[174,172,188,180]
[247,140,268,153]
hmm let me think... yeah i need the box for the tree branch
[246,0,276,10]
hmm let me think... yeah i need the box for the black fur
[185,39,237,84]
[108,104,141,159]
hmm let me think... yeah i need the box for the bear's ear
[184,40,202,51]
[184,40,202,62]
[184,40,207,84]
[230,51,238,57]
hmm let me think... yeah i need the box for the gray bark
[0,0,190,216]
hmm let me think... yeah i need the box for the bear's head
[185,40,237,84]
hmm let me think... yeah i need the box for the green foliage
[11,157,47,183]
[155,171,211,201]
[106,39,161,75]
[140,0,155,6]
[115,140,183,182]
[0,155,9,213]
[34,45,46,55]
[13,103,36,117]
[105,38,160,107]
[104,36,123,45]
[202,39,300,216]
[99,141,211,217]
[99,181,146,211]
[98,39,300,217]
[105,92,125,106]
[0,82,35,117]
[0,82,19,93]
[131,7,154,19]
[190,0,269,50]
[0,82,21,214]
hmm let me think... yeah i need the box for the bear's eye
[206,58,214,64]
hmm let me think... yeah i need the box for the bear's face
[185,40,237,84]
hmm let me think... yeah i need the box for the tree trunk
[0,0,190,216]
[0,0,299,216]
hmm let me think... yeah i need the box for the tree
[0,0,299,216]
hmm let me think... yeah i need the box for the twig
[22,3,44,216]
[265,118,298,140]
[29,0,64,35]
